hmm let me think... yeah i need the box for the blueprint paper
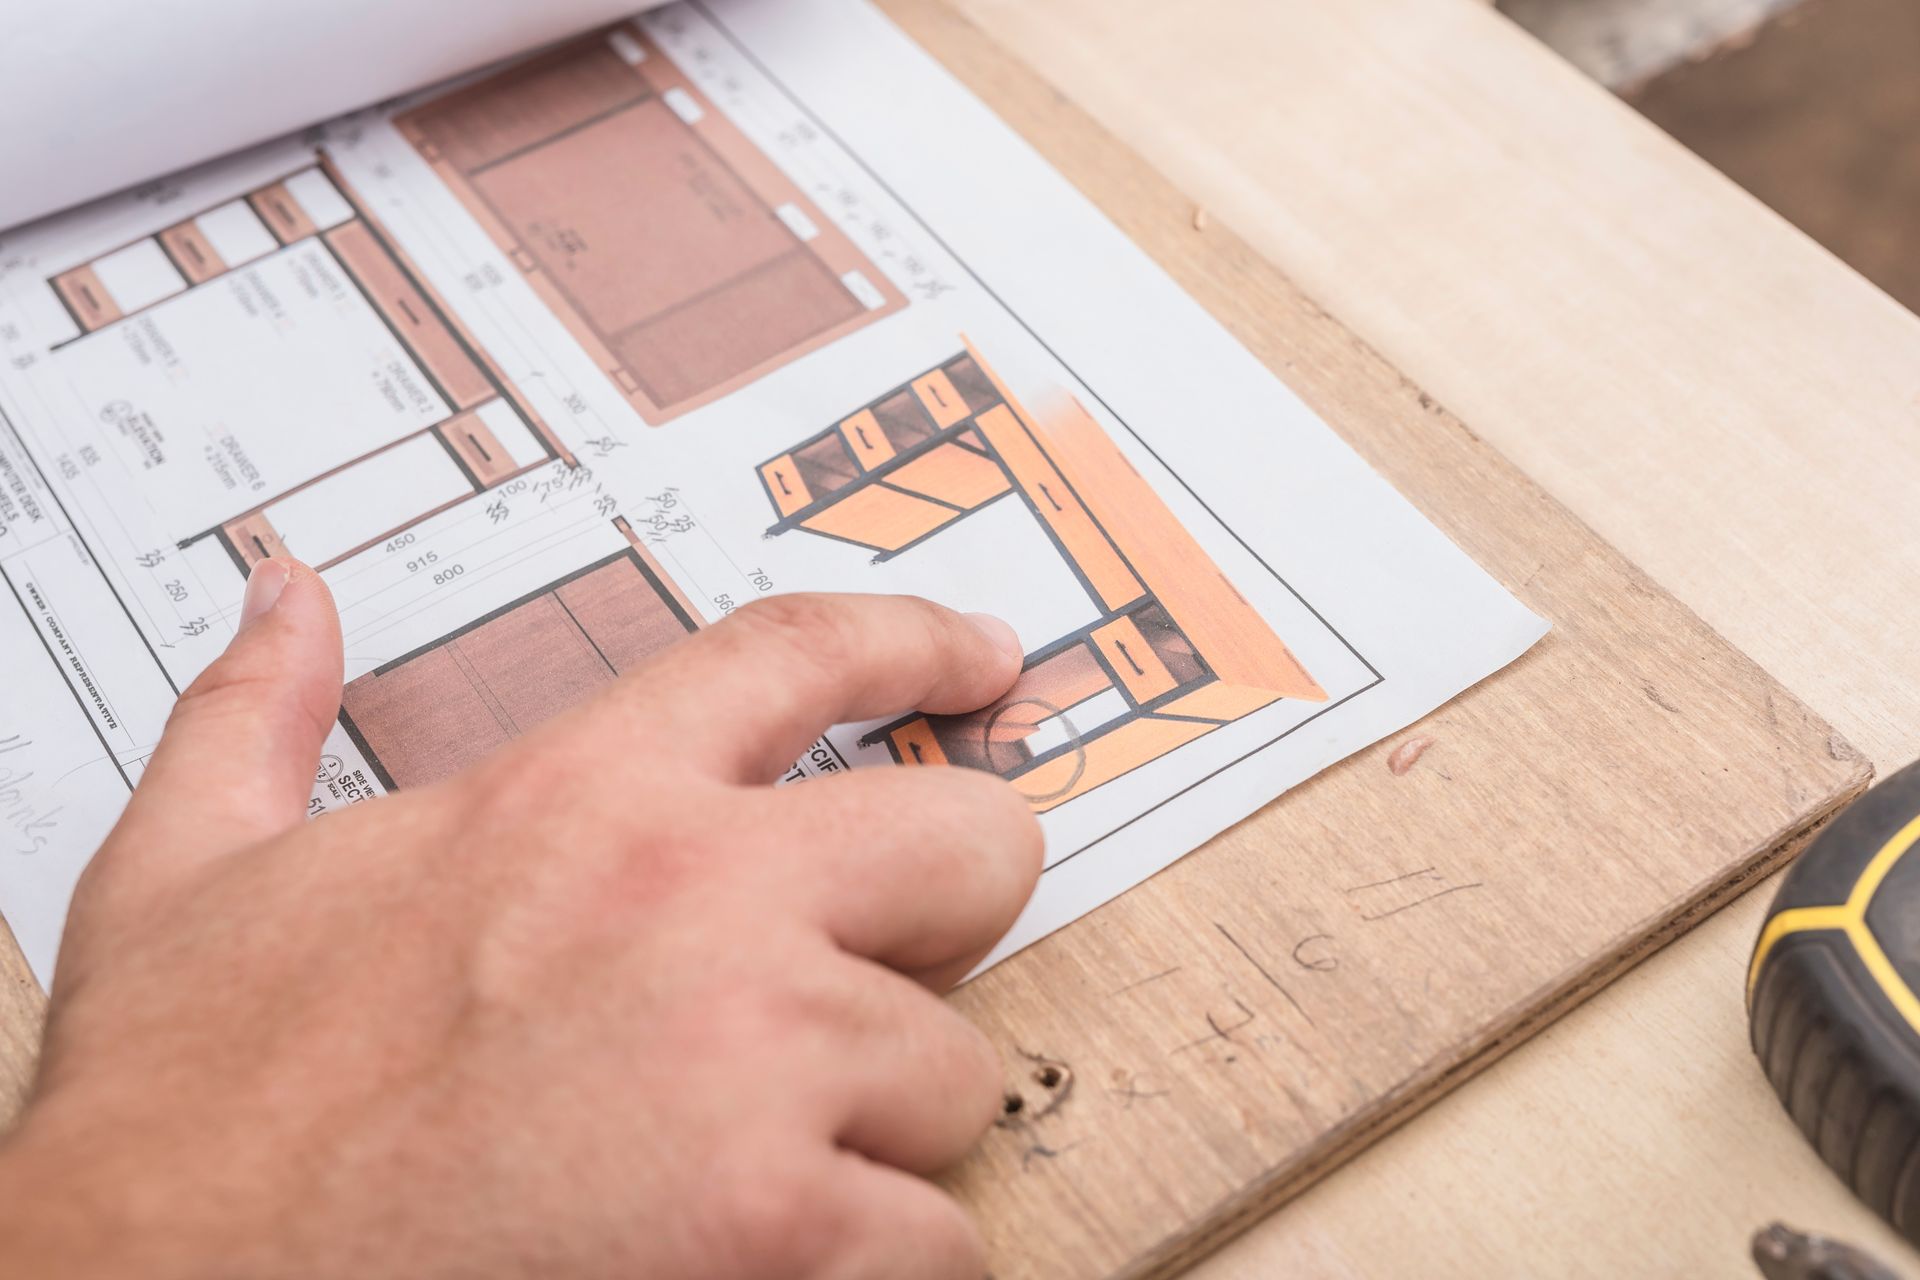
[0,0,674,228]
[0,1,1547,983]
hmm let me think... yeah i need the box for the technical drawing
[394,22,906,425]
[45,160,566,577]
[758,347,1328,812]
[338,517,700,790]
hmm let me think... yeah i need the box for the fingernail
[964,612,1023,662]
[239,560,291,631]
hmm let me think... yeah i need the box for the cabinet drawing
[757,347,1328,811]
[394,22,905,425]
[47,159,565,578]
[338,518,700,790]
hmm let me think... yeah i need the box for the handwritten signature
[0,736,60,855]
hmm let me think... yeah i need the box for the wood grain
[876,1,1869,1274]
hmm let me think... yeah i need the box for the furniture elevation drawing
[338,517,700,791]
[45,161,565,578]
[394,22,905,425]
[757,348,1329,811]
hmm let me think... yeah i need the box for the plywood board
[870,1,1871,1274]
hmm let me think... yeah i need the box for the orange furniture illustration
[758,348,1328,811]
[339,519,699,791]
[395,22,906,425]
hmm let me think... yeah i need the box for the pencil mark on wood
[1343,865,1484,921]
[1642,682,1680,714]
[1359,881,1484,922]
[1291,933,1338,972]
[1214,922,1315,1028]
[1109,965,1181,996]
[1021,1138,1089,1171]
[1386,735,1435,776]
[1170,996,1256,1055]
[1344,866,1437,893]
[1107,1072,1170,1110]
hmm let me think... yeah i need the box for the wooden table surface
[937,0,1920,1273]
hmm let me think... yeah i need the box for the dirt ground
[1625,0,1920,314]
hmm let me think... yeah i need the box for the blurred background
[1504,0,1920,313]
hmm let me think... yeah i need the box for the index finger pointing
[590,593,1025,783]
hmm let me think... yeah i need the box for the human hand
[0,558,1041,1279]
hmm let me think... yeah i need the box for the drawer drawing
[757,346,1328,811]
[394,22,906,426]
[338,517,701,791]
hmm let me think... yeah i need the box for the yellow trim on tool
[1748,906,1851,995]
[1746,812,1920,1034]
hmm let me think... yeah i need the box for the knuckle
[927,1197,988,1279]
[942,768,1045,874]
[688,936,846,1053]
[725,595,868,723]
[708,1154,837,1271]
[461,743,572,819]
[894,596,969,680]
[169,661,268,732]
[458,718,679,829]
[726,1166,812,1245]
[945,1014,1006,1129]
[734,959,863,1043]
[731,594,856,666]
[911,594,959,652]
[65,839,129,923]
[168,653,331,752]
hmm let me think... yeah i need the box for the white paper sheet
[0,0,1546,984]
[0,0,674,228]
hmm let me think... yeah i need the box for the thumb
[96,558,344,900]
